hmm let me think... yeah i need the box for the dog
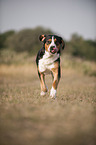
[36,34,65,98]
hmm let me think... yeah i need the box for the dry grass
[0,55,96,145]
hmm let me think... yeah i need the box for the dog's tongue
[51,47,57,53]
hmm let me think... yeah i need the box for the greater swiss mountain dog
[36,35,65,98]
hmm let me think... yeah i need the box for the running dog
[36,34,65,98]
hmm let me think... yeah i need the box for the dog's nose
[50,46,57,54]
[50,46,55,50]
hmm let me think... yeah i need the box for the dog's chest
[38,52,59,73]
[39,60,54,74]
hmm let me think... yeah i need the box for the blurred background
[0,0,96,63]
[0,1,96,145]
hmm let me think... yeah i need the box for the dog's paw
[50,87,56,99]
[40,91,46,96]
[40,85,48,96]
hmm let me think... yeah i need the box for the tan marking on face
[45,39,52,52]
[45,43,49,51]
[54,38,57,42]
[48,39,52,42]
[53,38,60,52]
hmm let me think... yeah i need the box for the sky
[0,0,96,40]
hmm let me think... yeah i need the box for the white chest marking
[39,51,59,73]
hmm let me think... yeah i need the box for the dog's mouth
[50,47,58,54]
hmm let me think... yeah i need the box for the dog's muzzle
[50,46,58,54]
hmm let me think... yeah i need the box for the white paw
[40,91,46,96]
[50,87,57,99]
[40,85,48,96]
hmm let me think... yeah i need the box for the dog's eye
[46,41,51,45]
[55,41,59,45]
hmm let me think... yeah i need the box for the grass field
[0,54,96,145]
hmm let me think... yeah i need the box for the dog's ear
[60,37,65,50]
[61,39,65,50]
[39,35,46,42]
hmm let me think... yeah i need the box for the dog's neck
[42,50,60,65]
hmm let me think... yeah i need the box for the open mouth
[50,47,57,54]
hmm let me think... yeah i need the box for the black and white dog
[36,35,65,98]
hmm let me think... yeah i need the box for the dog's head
[39,35,65,54]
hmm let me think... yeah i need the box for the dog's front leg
[50,63,60,98]
[40,73,48,96]
[50,77,58,98]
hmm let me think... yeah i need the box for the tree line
[0,26,96,61]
